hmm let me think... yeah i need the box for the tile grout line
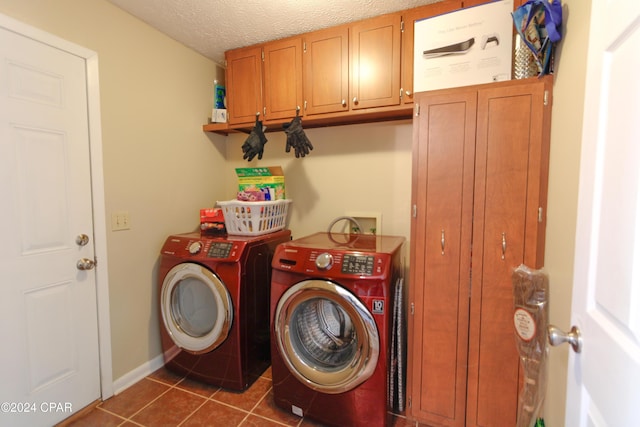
[249,384,298,427]
[120,378,175,425]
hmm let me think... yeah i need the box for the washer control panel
[161,236,243,261]
[207,242,233,258]
[303,250,384,277]
[341,254,375,275]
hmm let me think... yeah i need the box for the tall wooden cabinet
[408,76,552,427]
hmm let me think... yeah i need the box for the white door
[564,0,640,424]
[0,23,101,427]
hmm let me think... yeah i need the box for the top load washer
[270,232,405,427]
[158,229,290,390]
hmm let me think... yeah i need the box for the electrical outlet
[111,211,131,231]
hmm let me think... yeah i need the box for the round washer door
[161,263,233,354]
[274,279,379,394]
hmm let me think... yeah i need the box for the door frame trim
[0,12,114,399]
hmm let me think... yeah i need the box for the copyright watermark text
[1,402,72,413]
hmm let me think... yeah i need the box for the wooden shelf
[203,105,414,136]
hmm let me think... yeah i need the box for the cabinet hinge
[400,20,405,33]
[543,90,549,106]
[414,104,420,117]
[538,206,544,223]
[410,302,414,315]
[303,41,307,54]
[408,396,412,408]
[261,49,264,61]
[412,204,417,218]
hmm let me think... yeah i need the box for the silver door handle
[548,324,582,353]
[77,258,96,271]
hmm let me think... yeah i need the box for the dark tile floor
[63,366,417,427]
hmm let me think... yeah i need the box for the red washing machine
[158,230,290,390]
[270,232,406,427]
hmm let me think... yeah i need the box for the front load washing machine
[270,232,405,427]
[158,229,290,390]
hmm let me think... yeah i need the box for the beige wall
[224,121,413,239]
[0,0,592,425]
[543,0,591,423]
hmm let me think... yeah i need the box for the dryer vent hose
[327,216,363,234]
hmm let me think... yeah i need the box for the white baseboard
[111,353,165,395]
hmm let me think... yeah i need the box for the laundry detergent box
[236,166,285,200]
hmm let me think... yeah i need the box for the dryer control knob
[188,241,203,254]
[316,252,333,270]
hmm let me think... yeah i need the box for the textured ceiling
[107,0,443,66]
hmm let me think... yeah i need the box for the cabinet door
[401,1,462,105]
[263,37,303,121]
[462,0,526,9]
[408,88,476,427]
[303,26,349,116]
[225,46,263,125]
[466,79,551,427]
[350,13,401,110]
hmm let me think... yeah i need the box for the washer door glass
[274,279,379,394]
[161,263,233,354]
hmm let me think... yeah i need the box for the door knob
[77,258,96,271]
[548,324,582,353]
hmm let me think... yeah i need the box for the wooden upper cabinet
[401,1,462,105]
[350,13,402,110]
[303,26,349,116]
[462,0,526,9]
[225,45,263,125]
[263,37,303,121]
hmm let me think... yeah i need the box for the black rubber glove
[284,115,313,158]
[242,116,267,161]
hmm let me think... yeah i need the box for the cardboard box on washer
[235,166,285,200]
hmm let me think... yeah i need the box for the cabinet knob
[352,97,358,105]
[342,99,347,107]
[405,90,412,96]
